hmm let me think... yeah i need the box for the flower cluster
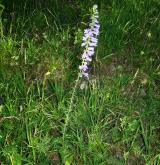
[79,4,100,78]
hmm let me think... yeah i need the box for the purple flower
[81,72,89,78]
[82,54,92,62]
[91,37,98,43]
[89,42,97,47]
[79,4,100,78]
[87,50,94,56]
[88,47,94,51]
[79,65,88,71]
[81,42,86,47]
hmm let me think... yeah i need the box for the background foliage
[0,0,160,164]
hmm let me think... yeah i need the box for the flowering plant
[63,4,100,140]
[79,4,100,78]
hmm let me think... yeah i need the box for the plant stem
[62,75,80,141]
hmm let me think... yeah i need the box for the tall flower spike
[79,4,100,78]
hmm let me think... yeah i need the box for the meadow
[0,0,160,164]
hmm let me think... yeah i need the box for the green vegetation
[0,0,160,164]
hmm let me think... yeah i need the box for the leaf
[65,160,70,165]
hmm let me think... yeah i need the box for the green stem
[62,75,80,141]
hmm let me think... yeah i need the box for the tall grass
[0,0,160,164]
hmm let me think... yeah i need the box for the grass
[0,0,160,164]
